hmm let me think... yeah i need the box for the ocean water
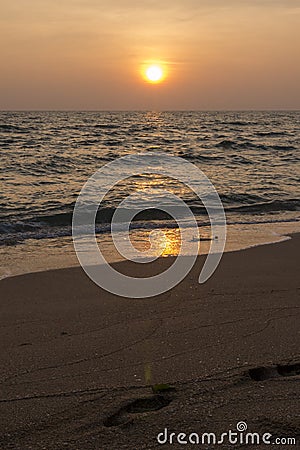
[1,111,299,278]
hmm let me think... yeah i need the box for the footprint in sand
[249,362,300,381]
[104,393,174,427]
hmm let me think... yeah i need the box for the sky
[0,0,300,110]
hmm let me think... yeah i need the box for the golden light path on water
[130,228,182,258]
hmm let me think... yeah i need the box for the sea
[1,111,299,279]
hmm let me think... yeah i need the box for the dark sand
[0,235,299,449]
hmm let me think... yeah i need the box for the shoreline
[0,220,299,281]
[0,233,299,448]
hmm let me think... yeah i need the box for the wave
[93,123,120,129]
[1,214,299,247]
[0,124,31,133]
[223,120,249,126]
[271,144,297,151]
[215,139,296,152]
[215,139,267,150]
[176,151,224,162]
[1,198,299,243]
[226,199,300,213]
[256,131,289,137]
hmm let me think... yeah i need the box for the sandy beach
[0,234,299,449]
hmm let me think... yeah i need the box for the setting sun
[142,63,166,84]
[146,65,163,83]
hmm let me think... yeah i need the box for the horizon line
[1,109,300,113]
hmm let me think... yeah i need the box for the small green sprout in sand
[151,383,175,394]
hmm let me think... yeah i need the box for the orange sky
[0,0,300,110]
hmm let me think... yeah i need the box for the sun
[146,65,163,83]
[142,63,166,84]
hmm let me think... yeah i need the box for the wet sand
[0,235,299,449]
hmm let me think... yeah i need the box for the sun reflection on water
[130,228,182,258]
